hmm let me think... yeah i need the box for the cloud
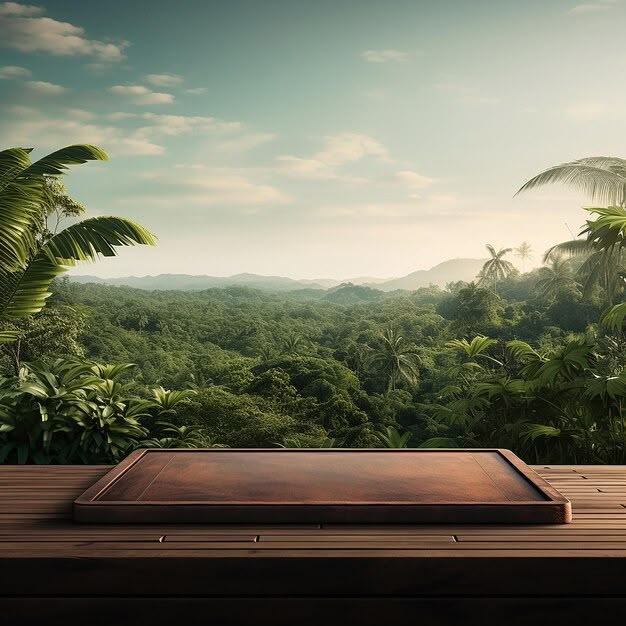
[144,73,183,87]
[26,80,67,94]
[1,105,164,156]
[277,133,389,179]
[395,170,436,189]
[140,165,290,207]
[109,85,174,105]
[216,132,276,153]
[0,2,127,61]
[568,0,621,14]
[362,49,408,63]
[0,2,42,16]
[0,64,30,78]
[185,87,208,95]
[108,112,242,136]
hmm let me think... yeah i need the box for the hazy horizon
[68,255,489,282]
[1,0,623,278]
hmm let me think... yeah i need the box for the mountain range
[69,258,486,293]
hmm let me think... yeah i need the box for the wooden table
[2,464,626,625]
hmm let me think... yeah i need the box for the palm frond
[0,147,32,192]
[20,145,108,178]
[517,158,626,205]
[0,255,65,320]
[543,239,589,263]
[600,303,626,332]
[41,216,157,264]
[0,329,20,344]
[0,217,156,321]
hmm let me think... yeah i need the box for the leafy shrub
[0,359,203,463]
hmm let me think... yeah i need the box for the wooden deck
[2,464,626,625]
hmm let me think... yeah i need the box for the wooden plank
[256,534,455,543]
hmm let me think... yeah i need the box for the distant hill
[69,259,485,293]
[69,273,329,292]
[371,258,486,292]
[323,283,384,305]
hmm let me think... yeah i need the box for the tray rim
[73,447,570,510]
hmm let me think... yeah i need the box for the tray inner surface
[94,450,547,504]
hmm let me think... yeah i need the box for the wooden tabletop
[3,464,626,625]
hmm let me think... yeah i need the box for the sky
[1,0,626,279]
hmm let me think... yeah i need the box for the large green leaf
[0,255,65,320]
[20,145,108,178]
[41,216,156,264]
[0,145,108,275]
[0,153,41,272]
[0,217,156,321]
[0,147,32,192]
[600,303,626,331]
[517,157,626,205]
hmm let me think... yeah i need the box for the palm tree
[516,156,626,206]
[535,256,576,300]
[480,245,516,293]
[517,156,626,306]
[282,333,303,355]
[514,241,533,273]
[367,328,421,392]
[0,145,156,343]
[543,211,626,304]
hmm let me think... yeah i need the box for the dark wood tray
[73,448,571,524]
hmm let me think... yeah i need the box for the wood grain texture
[1,462,625,624]
[73,448,571,524]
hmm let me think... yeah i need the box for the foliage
[0,145,156,344]
[425,333,626,463]
[0,359,202,463]
[479,245,517,292]
[366,328,421,392]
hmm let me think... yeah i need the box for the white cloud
[185,87,208,95]
[108,112,242,136]
[138,112,241,135]
[109,85,174,105]
[395,170,436,189]
[1,106,163,156]
[141,165,290,206]
[0,2,127,61]
[26,80,67,94]
[0,64,30,78]
[568,0,621,14]
[362,49,408,63]
[316,133,388,163]
[0,2,42,16]
[277,133,389,179]
[144,73,183,87]
[216,132,276,152]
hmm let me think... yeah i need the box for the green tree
[535,256,576,300]
[514,241,533,273]
[517,156,626,206]
[0,145,156,343]
[479,245,516,293]
[367,328,421,392]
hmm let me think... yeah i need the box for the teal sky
[1,0,625,279]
